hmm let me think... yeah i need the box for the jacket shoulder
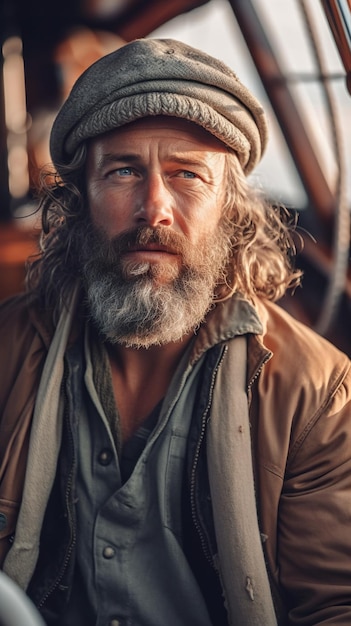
[0,291,33,333]
[251,299,351,459]
[259,299,350,384]
[0,292,52,346]
[0,292,39,346]
[0,293,51,407]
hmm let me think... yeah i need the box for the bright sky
[151,0,351,209]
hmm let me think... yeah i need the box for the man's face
[81,117,232,348]
[86,116,228,260]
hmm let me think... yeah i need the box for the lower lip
[123,250,178,262]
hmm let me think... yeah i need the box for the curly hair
[218,153,302,302]
[26,145,302,312]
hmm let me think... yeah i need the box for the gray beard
[79,224,231,349]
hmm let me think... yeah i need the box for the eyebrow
[96,152,213,175]
[96,153,140,168]
[168,155,211,170]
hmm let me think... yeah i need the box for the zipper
[247,351,271,392]
[189,345,227,567]
[190,342,271,568]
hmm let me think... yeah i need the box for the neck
[106,334,193,441]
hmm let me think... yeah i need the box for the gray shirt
[69,326,213,626]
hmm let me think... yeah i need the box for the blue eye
[116,167,133,176]
[181,171,196,179]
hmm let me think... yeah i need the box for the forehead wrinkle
[96,152,140,166]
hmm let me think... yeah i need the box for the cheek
[176,189,222,231]
[88,187,133,232]
[183,220,220,251]
[187,205,223,243]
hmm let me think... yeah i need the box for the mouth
[120,243,182,283]
[127,243,178,254]
[122,244,180,261]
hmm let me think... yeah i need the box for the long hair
[27,145,88,313]
[26,144,302,312]
[218,153,302,302]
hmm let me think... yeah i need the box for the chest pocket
[163,431,189,540]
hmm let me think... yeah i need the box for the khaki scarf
[207,335,277,625]
[3,291,79,589]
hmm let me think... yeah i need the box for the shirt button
[98,449,113,466]
[103,546,115,559]
[0,513,7,531]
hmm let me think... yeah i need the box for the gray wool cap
[50,38,268,175]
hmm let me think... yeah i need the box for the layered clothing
[1,291,351,625]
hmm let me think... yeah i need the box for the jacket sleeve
[277,362,351,625]
[251,301,351,625]
[0,295,46,566]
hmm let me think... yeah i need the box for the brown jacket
[1,292,351,624]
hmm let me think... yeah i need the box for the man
[0,38,351,626]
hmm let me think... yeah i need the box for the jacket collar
[27,288,268,376]
[188,294,263,366]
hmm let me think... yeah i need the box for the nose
[135,173,174,227]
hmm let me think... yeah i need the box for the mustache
[99,225,191,262]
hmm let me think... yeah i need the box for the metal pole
[0,571,46,626]
[227,0,338,222]
[0,1,11,222]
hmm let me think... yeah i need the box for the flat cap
[50,38,268,175]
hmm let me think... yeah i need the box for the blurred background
[0,0,350,351]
